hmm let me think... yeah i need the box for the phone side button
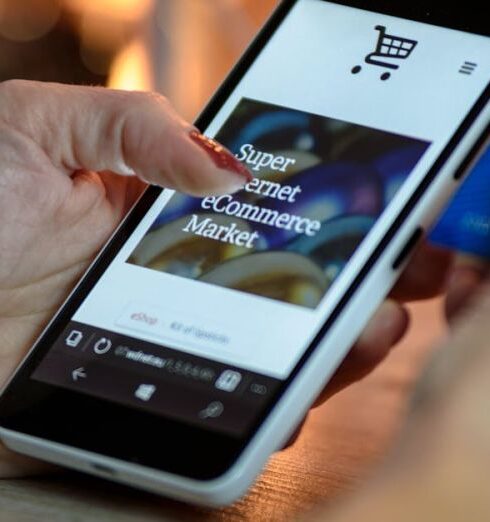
[392,227,424,270]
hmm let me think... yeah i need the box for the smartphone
[0,0,489,507]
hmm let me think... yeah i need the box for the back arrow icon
[72,367,87,381]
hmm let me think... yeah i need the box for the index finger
[390,241,454,302]
[0,80,252,196]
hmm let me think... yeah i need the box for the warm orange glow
[108,38,153,91]
[64,0,154,77]
[63,0,152,22]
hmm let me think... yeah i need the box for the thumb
[0,80,251,196]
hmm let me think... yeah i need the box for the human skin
[308,275,490,522]
[0,80,453,476]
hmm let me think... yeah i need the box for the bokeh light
[108,37,153,91]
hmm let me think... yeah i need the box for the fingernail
[189,130,253,181]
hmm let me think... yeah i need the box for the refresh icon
[93,337,112,355]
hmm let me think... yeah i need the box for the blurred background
[0,0,278,119]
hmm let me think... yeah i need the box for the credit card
[430,145,490,259]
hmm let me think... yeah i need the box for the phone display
[1,0,489,500]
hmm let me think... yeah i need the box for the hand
[314,241,453,404]
[308,274,490,521]
[283,241,452,446]
[0,80,450,475]
[0,80,252,374]
[0,80,250,476]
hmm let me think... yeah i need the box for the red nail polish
[189,130,253,181]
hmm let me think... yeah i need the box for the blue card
[430,145,490,258]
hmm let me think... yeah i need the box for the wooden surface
[0,299,446,522]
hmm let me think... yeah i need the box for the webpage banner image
[128,99,430,309]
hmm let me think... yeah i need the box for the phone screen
[31,0,490,438]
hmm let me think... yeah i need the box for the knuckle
[113,91,172,128]
[132,90,170,111]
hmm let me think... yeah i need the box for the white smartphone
[0,0,489,507]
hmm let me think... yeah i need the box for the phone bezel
[0,0,489,481]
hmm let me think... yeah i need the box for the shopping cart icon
[352,25,418,81]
